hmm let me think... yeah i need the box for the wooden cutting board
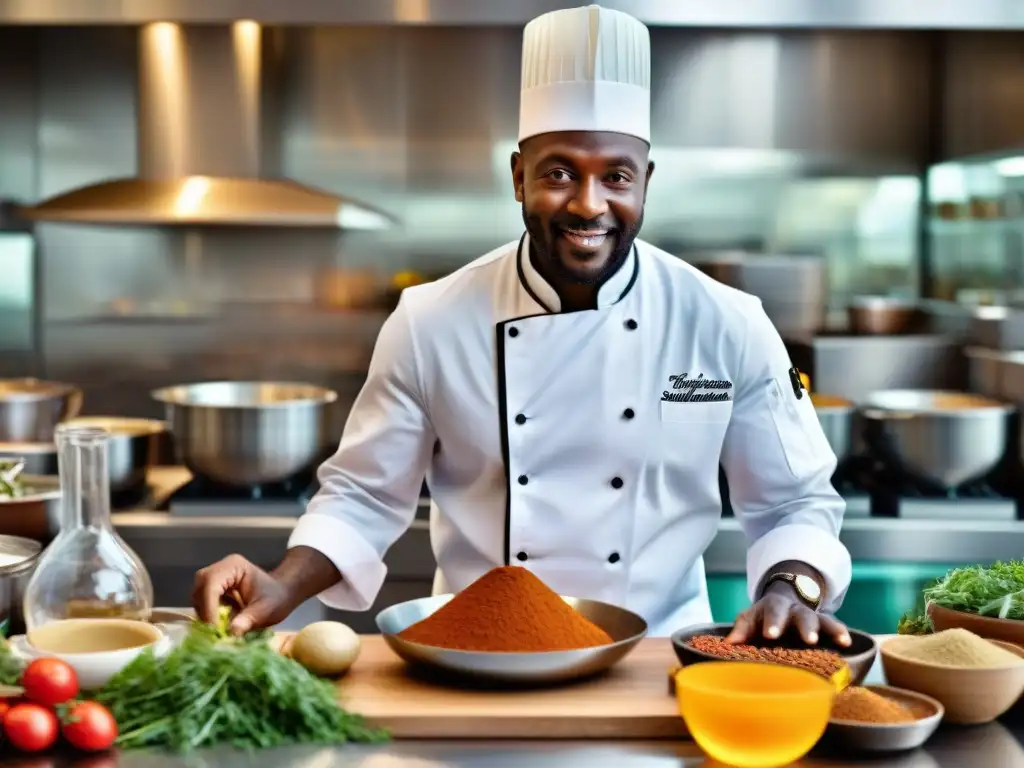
[328,635,687,739]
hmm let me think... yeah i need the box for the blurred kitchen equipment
[151,381,338,486]
[315,268,382,311]
[691,252,827,336]
[860,390,1013,493]
[0,443,56,477]
[0,474,61,542]
[62,417,166,494]
[965,347,1015,399]
[0,534,43,637]
[0,379,82,443]
[17,26,393,231]
[847,296,919,335]
[810,394,853,462]
[968,306,1024,350]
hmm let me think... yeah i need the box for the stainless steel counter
[7,719,1024,766]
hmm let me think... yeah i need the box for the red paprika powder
[398,566,614,652]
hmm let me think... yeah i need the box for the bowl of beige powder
[881,628,1024,724]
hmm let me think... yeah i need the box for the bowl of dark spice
[824,685,944,753]
[671,622,878,685]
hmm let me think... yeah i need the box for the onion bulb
[289,621,361,677]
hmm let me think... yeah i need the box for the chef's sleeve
[720,300,852,613]
[288,294,435,612]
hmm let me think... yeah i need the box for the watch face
[794,574,821,602]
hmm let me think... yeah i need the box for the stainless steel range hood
[19,22,394,229]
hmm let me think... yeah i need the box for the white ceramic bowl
[9,619,184,690]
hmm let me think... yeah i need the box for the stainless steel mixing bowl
[63,416,166,493]
[811,395,854,463]
[0,379,82,443]
[860,389,1014,490]
[0,474,62,542]
[151,381,338,487]
[376,594,648,685]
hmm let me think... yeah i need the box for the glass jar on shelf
[22,425,153,631]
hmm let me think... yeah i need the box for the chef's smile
[558,227,612,253]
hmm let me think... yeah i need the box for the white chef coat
[289,234,852,636]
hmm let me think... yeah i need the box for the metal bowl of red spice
[671,622,878,686]
[824,685,944,753]
[375,566,648,685]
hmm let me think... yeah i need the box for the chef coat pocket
[658,399,733,469]
[660,400,733,424]
[765,377,834,479]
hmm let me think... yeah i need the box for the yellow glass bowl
[674,661,836,768]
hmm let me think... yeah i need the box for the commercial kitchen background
[1,1,1023,634]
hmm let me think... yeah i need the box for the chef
[193,4,853,645]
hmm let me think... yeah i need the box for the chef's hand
[725,580,852,647]
[192,554,295,636]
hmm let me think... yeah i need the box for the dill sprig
[95,608,388,752]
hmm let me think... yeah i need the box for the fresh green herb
[896,611,933,635]
[0,638,25,686]
[95,607,388,752]
[0,459,26,500]
[923,561,1024,620]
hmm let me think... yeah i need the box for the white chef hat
[518,4,651,144]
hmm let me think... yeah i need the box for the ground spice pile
[832,687,916,724]
[687,635,844,679]
[888,628,1024,668]
[398,566,614,652]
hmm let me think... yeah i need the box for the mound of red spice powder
[397,565,614,652]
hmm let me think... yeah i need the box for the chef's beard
[523,204,643,286]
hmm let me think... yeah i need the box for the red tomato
[4,703,59,752]
[62,701,118,752]
[21,658,79,707]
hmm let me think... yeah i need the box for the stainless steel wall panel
[940,32,1024,160]
[650,31,932,164]
[1,0,1023,30]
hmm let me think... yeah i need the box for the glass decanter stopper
[23,425,154,631]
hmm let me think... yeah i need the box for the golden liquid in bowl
[28,619,160,654]
[810,394,851,408]
[929,393,1001,409]
[675,662,834,768]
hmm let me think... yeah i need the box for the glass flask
[23,425,154,631]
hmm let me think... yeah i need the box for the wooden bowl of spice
[670,622,878,685]
[880,629,1024,725]
[824,685,944,753]
[375,566,648,685]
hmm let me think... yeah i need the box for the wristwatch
[764,572,822,610]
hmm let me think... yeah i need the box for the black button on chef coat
[611,477,624,489]
[622,408,635,419]
[509,327,519,337]
[517,551,528,562]
[518,475,529,486]
[624,319,638,330]
[608,552,621,564]
[515,413,527,425]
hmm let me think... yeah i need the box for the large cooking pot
[847,296,918,335]
[0,535,42,637]
[860,390,1013,490]
[0,475,61,543]
[0,379,82,443]
[151,381,338,487]
[63,417,166,494]
[810,394,853,462]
